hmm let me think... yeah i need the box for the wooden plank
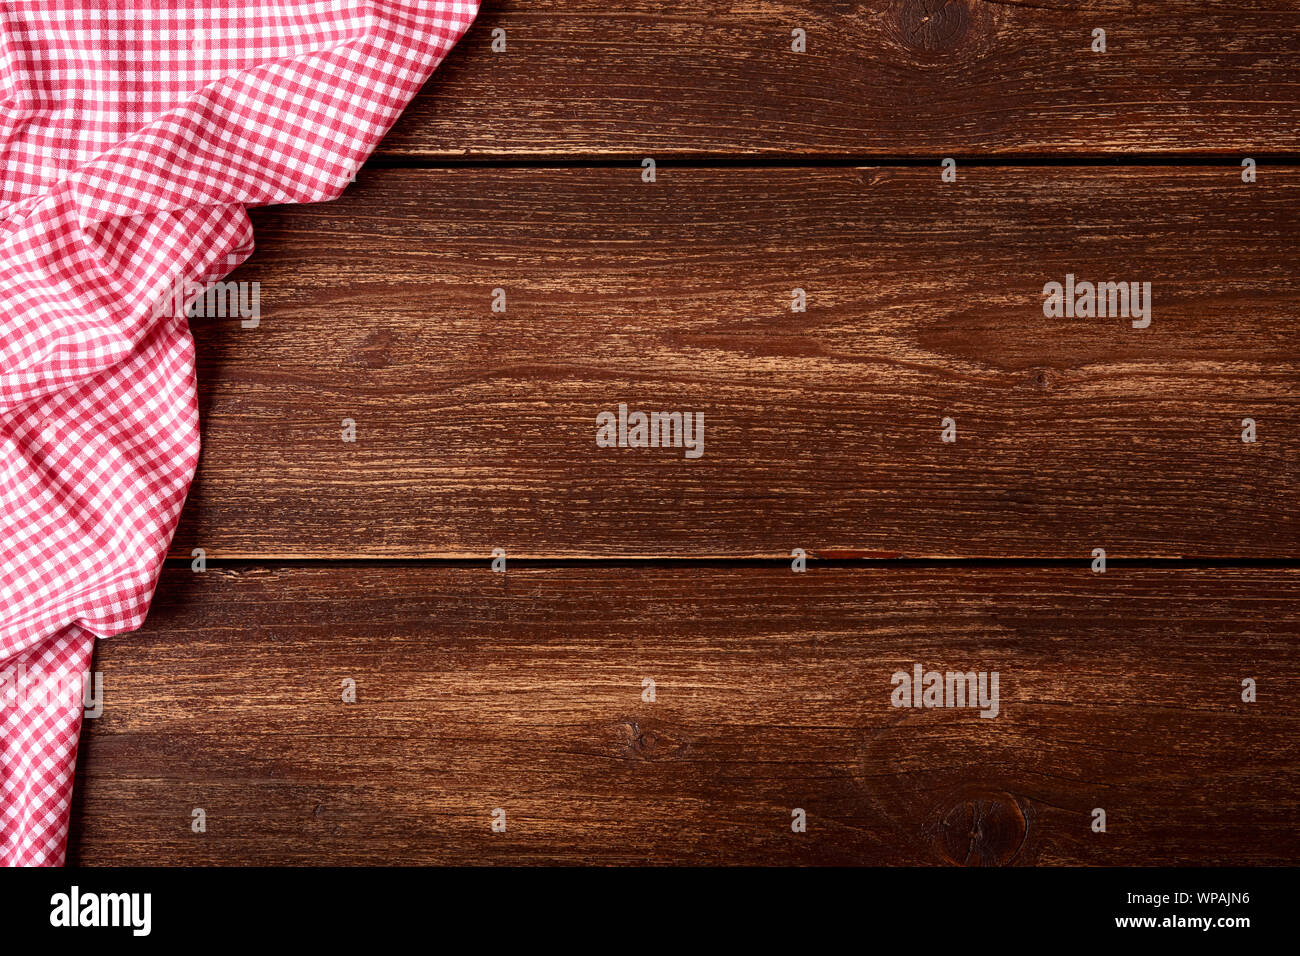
[380,0,1300,158]
[176,166,1299,558]
[68,565,1300,865]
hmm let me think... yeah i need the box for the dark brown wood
[379,0,1300,158]
[68,566,1300,865]
[176,166,1300,559]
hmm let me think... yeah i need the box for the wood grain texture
[176,167,1299,558]
[380,0,1300,158]
[67,566,1300,865]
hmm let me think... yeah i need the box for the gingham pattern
[0,628,95,865]
[1,0,478,865]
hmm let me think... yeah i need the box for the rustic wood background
[69,0,1299,865]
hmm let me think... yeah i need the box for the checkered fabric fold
[1,0,478,866]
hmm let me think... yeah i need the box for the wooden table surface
[68,0,1300,866]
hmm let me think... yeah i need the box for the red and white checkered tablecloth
[1,0,478,866]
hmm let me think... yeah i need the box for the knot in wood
[618,719,675,760]
[935,790,1026,866]
[894,0,972,54]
